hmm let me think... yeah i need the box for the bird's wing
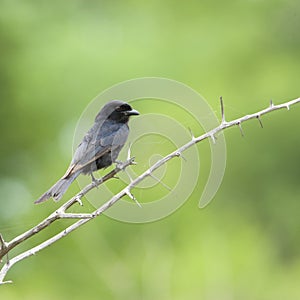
[62,146,111,178]
[63,122,129,178]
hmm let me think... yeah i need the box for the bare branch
[0,158,135,261]
[0,97,299,284]
[57,213,94,219]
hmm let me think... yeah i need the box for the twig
[0,97,299,284]
[0,158,135,261]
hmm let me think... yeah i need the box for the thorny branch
[0,97,299,284]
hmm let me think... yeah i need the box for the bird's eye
[116,104,132,112]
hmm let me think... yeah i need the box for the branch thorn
[125,189,141,208]
[210,134,216,144]
[237,122,244,137]
[270,99,274,107]
[175,151,187,161]
[74,196,83,206]
[0,234,6,251]
[0,280,13,285]
[188,127,196,141]
[256,115,263,128]
[127,143,132,161]
[220,96,226,124]
[123,157,137,167]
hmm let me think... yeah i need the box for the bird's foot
[90,173,99,188]
[115,160,124,169]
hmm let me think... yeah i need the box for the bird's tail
[34,172,79,204]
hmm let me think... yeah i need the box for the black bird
[35,100,139,204]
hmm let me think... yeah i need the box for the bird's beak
[127,109,140,116]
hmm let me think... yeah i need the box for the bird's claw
[90,173,99,188]
[115,160,124,169]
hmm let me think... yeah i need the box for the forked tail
[35,172,79,204]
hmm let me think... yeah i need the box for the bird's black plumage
[35,100,139,204]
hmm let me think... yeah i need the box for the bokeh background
[1,0,300,299]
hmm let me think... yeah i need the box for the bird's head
[95,100,140,123]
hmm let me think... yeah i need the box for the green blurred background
[1,0,300,299]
